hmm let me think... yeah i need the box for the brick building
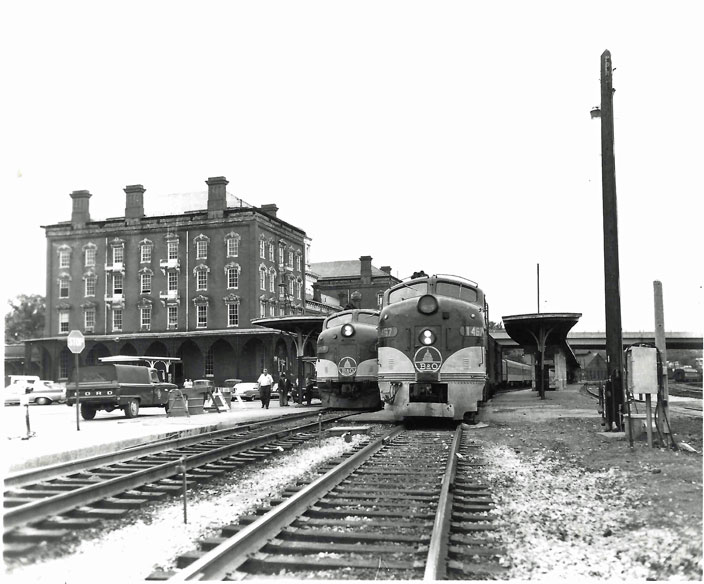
[309,256,400,310]
[27,176,314,385]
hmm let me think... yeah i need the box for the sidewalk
[2,400,323,475]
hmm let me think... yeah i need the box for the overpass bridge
[491,331,703,351]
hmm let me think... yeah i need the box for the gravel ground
[474,413,702,580]
[4,432,371,583]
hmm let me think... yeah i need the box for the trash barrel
[187,396,205,415]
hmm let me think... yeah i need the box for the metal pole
[179,457,188,524]
[318,413,322,447]
[599,49,624,431]
[653,280,670,435]
[75,353,81,431]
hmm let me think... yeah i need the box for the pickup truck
[66,364,177,420]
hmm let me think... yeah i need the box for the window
[85,247,96,267]
[259,266,267,290]
[269,270,276,293]
[141,307,151,330]
[260,299,267,318]
[197,305,207,328]
[59,249,70,268]
[59,350,70,379]
[196,269,208,291]
[84,308,95,331]
[113,273,123,295]
[59,279,69,298]
[59,311,69,334]
[226,266,239,289]
[168,271,178,291]
[113,246,124,264]
[226,236,239,257]
[295,254,301,271]
[85,275,96,297]
[141,273,152,294]
[288,250,294,267]
[112,308,123,331]
[205,348,214,377]
[278,243,285,265]
[288,279,294,297]
[168,240,178,260]
[141,244,152,263]
[168,305,178,329]
[260,238,266,259]
[377,292,384,307]
[227,303,239,327]
[295,279,302,300]
[268,242,274,262]
[271,303,277,317]
[196,239,208,259]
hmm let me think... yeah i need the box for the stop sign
[67,330,85,354]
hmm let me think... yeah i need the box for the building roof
[142,191,253,217]
[310,260,389,279]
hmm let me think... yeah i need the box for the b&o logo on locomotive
[338,357,358,377]
[413,347,443,372]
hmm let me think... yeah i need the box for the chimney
[360,255,372,285]
[70,190,92,228]
[206,176,228,218]
[124,184,145,223]
[380,266,392,275]
[260,204,278,218]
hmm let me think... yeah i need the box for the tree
[489,320,504,330]
[5,294,46,343]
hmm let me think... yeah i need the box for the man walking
[257,368,274,409]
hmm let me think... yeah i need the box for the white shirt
[257,373,273,387]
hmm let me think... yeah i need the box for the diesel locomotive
[315,309,383,410]
[377,273,499,422]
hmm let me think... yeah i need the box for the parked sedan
[4,380,66,406]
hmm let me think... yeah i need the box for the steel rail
[168,424,406,581]
[423,424,462,580]
[4,413,354,533]
[4,410,325,489]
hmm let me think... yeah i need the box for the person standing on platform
[257,368,274,409]
[278,372,289,407]
[305,376,314,406]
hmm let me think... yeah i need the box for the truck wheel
[124,399,140,419]
[80,404,96,420]
[35,397,50,405]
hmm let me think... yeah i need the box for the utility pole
[653,281,670,435]
[599,50,625,431]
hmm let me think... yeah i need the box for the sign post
[67,330,85,431]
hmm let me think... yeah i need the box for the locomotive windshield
[356,312,379,325]
[326,313,354,329]
[387,282,428,304]
[435,281,479,303]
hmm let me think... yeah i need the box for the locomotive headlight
[341,324,355,337]
[419,329,436,345]
[417,294,438,315]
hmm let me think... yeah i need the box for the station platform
[2,400,326,475]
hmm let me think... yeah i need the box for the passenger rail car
[377,274,497,422]
[501,359,532,387]
[315,309,383,410]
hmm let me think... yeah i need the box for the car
[233,381,279,401]
[4,379,66,406]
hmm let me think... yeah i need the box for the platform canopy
[501,313,582,358]
[251,315,326,337]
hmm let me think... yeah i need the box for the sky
[2,0,702,334]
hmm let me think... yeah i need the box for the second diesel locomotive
[315,309,383,410]
[377,273,498,422]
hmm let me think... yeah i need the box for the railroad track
[3,410,356,558]
[158,425,505,580]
